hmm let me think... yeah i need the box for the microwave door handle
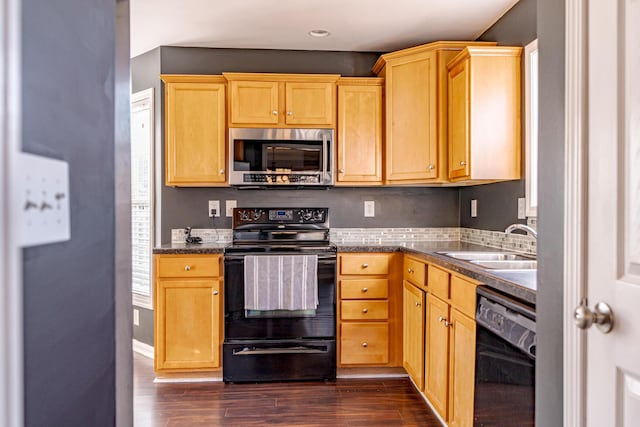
[322,134,328,181]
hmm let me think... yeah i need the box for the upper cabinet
[447,46,523,183]
[372,41,496,185]
[223,73,339,128]
[336,78,384,185]
[161,75,227,187]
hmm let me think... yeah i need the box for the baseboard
[132,339,154,360]
[154,371,223,383]
[337,367,408,379]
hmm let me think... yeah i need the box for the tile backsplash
[170,226,536,255]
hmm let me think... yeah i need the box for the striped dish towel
[244,255,319,311]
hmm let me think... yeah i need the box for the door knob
[574,301,614,333]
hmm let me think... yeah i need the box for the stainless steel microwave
[228,128,334,186]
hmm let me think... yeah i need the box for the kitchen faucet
[505,223,537,239]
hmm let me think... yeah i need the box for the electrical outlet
[133,309,140,326]
[208,200,220,217]
[518,197,526,219]
[225,200,237,217]
[15,153,70,247]
[471,199,478,218]
[364,200,375,217]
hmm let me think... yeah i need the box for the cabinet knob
[445,320,453,328]
[407,268,414,273]
[439,316,445,323]
[362,263,369,269]
[361,342,368,348]
[219,169,225,175]
[361,287,368,293]
[415,302,421,307]
[287,111,293,116]
[428,164,435,170]
[362,308,368,314]
[460,161,467,166]
[213,290,219,295]
[339,168,345,174]
[272,110,278,116]
[184,265,191,271]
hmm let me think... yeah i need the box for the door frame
[563,0,587,425]
[0,0,23,424]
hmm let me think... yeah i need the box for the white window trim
[525,39,539,218]
[131,88,154,310]
[1,0,24,424]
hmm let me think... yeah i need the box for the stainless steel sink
[469,260,538,270]
[438,251,533,261]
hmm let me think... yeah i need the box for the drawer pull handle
[415,302,421,307]
[361,287,368,293]
[184,265,191,271]
[362,263,369,268]
[213,290,219,295]
[362,342,368,348]
[362,308,368,314]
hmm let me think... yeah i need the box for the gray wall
[21,0,119,425]
[460,0,537,231]
[536,0,565,425]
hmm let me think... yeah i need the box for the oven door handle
[224,254,336,261]
[233,346,328,355]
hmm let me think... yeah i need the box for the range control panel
[233,208,328,226]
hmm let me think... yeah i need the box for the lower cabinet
[403,255,481,425]
[154,254,223,372]
[338,253,402,367]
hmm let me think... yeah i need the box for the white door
[583,0,640,424]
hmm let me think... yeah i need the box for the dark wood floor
[134,353,441,426]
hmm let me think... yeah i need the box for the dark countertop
[153,240,536,305]
[153,242,228,254]
[336,241,536,305]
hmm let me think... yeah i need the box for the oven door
[223,253,336,340]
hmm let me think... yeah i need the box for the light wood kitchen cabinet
[403,280,425,390]
[336,78,383,185]
[372,41,496,185]
[424,293,451,418]
[161,75,227,187]
[154,254,223,373]
[448,307,477,427]
[223,73,339,128]
[447,46,523,182]
[338,253,402,367]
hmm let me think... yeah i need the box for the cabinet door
[285,82,335,126]
[229,80,279,125]
[155,279,221,371]
[165,82,226,185]
[403,281,425,389]
[336,84,383,184]
[385,54,438,182]
[448,59,471,180]
[448,308,476,427]
[424,294,450,420]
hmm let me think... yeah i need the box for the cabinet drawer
[341,301,389,320]
[428,265,450,300]
[450,276,478,317]
[340,279,388,299]
[404,257,426,286]
[340,323,389,365]
[157,256,220,278]
[340,254,390,275]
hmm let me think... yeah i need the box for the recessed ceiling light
[308,29,330,38]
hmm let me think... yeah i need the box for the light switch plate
[225,200,237,217]
[518,197,526,219]
[471,199,478,218]
[364,200,375,217]
[208,200,220,217]
[15,153,70,247]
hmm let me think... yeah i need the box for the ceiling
[130,0,520,58]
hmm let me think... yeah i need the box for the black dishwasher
[474,287,536,426]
